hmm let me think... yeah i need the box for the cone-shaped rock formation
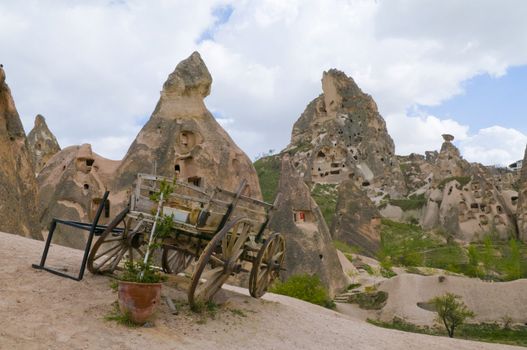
[287,69,406,198]
[113,51,261,204]
[269,154,348,296]
[28,114,61,174]
[516,146,527,241]
[0,65,40,238]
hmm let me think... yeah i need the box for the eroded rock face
[27,114,61,174]
[331,179,381,257]
[269,155,348,296]
[37,144,120,248]
[516,146,527,241]
[113,51,261,207]
[420,137,517,241]
[0,65,40,238]
[286,69,406,198]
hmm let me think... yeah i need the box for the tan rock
[27,114,61,174]
[331,179,381,257]
[516,145,527,241]
[112,51,261,208]
[268,155,348,296]
[0,65,40,239]
[37,144,119,248]
[287,69,406,198]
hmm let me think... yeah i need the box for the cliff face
[418,136,518,241]
[268,155,348,296]
[287,69,406,198]
[516,146,527,241]
[27,114,61,174]
[0,65,40,239]
[113,52,261,206]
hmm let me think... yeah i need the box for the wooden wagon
[87,173,285,305]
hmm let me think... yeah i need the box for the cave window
[86,159,94,167]
[470,203,479,209]
[512,196,519,205]
[362,181,370,187]
[36,143,42,150]
[317,151,325,158]
[293,211,306,223]
[188,176,202,187]
[319,254,324,260]
[83,184,89,190]
[330,170,340,175]
[175,164,181,173]
[496,205,503,213]
[91,198,110,219]
[181,133,188,147]
[448,187,453,195]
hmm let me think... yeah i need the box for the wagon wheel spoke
[193,266,227,300]
[249,233,285,298]
[162,245,194,274]
[189,218,254,306]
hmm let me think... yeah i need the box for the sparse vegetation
[437,176,471,190]
[270,274,335,309]
[348,290,388,310]
[378,219,527,281]
[104,302,138,328]
[369,317,527,347]
[254,155,281,202]
[311,183,338,227]
[431,293,475,338]
[388,193,426,211]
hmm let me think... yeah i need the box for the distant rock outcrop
[516,146,527,241]
[27,114,61,174]
[113,51,261,208]
[269,155,348,296]
[286,69,406,198]
[420,136,517,241]
[0,65,40,238]
[37,144,119,248]
[331,179,381,257]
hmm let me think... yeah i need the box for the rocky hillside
[0,65,40,239]
[36,52,262,247]
[27,114,61,174]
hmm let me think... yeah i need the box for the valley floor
[0,231,522,350]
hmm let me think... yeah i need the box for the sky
[1,0,527,166]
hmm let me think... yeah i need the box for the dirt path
[0,232,522,350]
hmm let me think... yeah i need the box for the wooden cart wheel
[188,217,255,306]
[161,245,194,274]
[87,208,148,274]
[249,233,285,298]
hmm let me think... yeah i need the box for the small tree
[431,293,475,338]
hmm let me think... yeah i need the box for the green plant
[431,293,475,338]
[311,183,338,227]
[230,308,247,317]
[503,239,522,280]
[388,193,426,211]
[348,291,388,310]
[346,283,362,290]
[362,264,374,275]
[120,259,166,283]
[270,274,335,309]
[380,267,396,278]
[104,302,138,328]
[254,155,281,203]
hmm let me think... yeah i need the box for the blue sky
[1,0,527,166]
[420,65,527,137]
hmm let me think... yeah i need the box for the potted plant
[117,180,175,325]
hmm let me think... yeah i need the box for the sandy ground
[0,231,523,350]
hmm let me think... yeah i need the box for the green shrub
[270,274,335,309]
[311,183,338,227]
[388,193,426,211]
[254,155,281,203]
[348,291,388,310]
[431,293,475,338]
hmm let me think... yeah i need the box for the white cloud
[458,126,527,166]
[386,113,470,155]
[1,0,527,165]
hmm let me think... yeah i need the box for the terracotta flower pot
[118,281,162,324]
